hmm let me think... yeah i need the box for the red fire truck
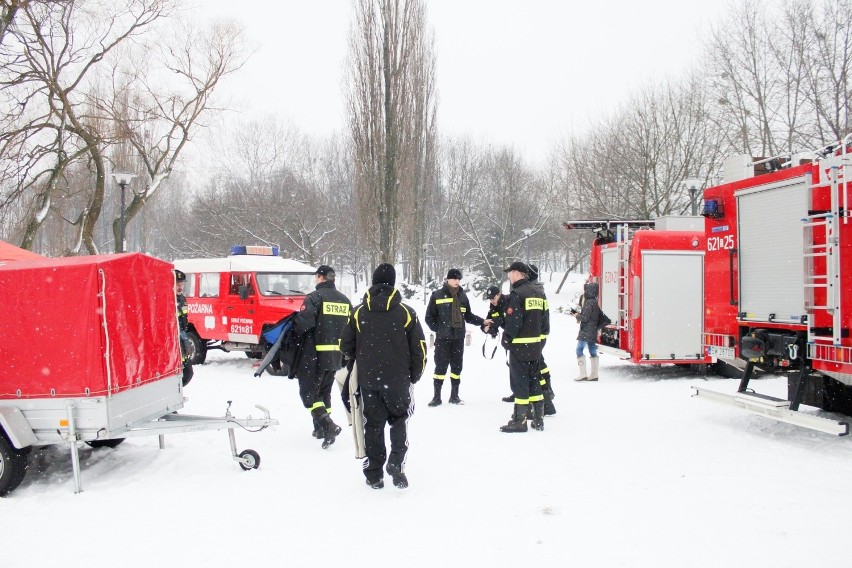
[693,138,852,435]
[564,217,711,367]
[173,246,316,364]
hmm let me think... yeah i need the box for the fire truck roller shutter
[641,251,704,360]
[736,178,808,324]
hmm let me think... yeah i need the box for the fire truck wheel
[238,449,260,471]
[85,438,125,449]
[245,351,263,359]
[0,434,28,497]
[186,330,207,365]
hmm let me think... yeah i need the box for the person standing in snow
[528,265,555,415]
[424,268,486,406]
[174,269,193,387]
[500,261,548,433]
[573,281,602,382]
[340,263,427,489]
[292,265,353,449]
[482,285,516,404]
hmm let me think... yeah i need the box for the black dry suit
[340,284,427,484]
[340,284,427,390]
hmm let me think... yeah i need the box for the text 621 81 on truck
[173,246,316,365]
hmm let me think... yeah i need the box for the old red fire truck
[692,138,852,435]
[563,217,710,367]
[173,245,316,364]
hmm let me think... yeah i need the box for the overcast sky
[196,0,745,166]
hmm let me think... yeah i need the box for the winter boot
[386,463,409,489]
[589,357,600,382]
[501,393,514,403]
[574,357,588,381]
[543,388,556,415]
[366,478,385,489]
[449,378,463,404]
[500,404,529,433]
[531,401,545,431]
[311,407,340,449]
[311,414,324,439]
[321,414,341,449]
[428,379,443,407]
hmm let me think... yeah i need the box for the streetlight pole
[682,178,701,216]
[112,173,136,253]
[522,228,532,262]
[421,243,431,305]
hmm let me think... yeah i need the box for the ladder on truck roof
[803,151,850,350]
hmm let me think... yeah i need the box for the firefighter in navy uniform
[424,268,486,406]
[528,265,556,415]
[481,286,516,403]
[500,261,548,433]
[174,269,193,387]
[292,265,353,449]
[340,263,427,489]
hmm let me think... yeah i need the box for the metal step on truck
[0,251,278,496]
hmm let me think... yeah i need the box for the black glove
[501,333,511,349]
[410,372,421,384]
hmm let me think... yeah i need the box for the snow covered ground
[3,274,851,568]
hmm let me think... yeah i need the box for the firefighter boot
[531,401,545,431]
[500,404,529,433]
[544,390,557,416]
[501,393,514,403]
[428,379,443,407]
[311,412,323,439]
[449,378,463,404]
[589,357,600,382]
[320,412,342,449]
[574,357,588,381]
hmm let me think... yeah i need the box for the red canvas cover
[0,253,181,399]
[0,240,43,262]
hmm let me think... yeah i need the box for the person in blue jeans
[573,282,602,382]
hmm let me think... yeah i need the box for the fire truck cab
[174,246,315,364]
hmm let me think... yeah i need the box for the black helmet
[174,269,186,283]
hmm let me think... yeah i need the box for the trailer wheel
[0,435,28,497]
[238,449,260,471]
[186,330,207,365]
[85,438,125,449]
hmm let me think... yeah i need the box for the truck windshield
[256,273,315,296]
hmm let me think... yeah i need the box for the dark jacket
[425,283,485,340]
[577,282,602,343]
[293,281,353,378]
[176,293,190,360]
[482,294,509,337]
[502,278,548,361]
[340,284,427,390]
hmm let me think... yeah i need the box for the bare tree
[345,0,437,264]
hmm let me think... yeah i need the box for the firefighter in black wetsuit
[500,261,548,433]
[174,269,193,387]
[293,265,353,449]
[424,268,485,406]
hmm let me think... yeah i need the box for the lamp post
[682,178,702,216]
[421,243,431,305]
[112,172,136,253]
[522,228,532,261]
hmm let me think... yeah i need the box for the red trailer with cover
[0,253,277,496]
